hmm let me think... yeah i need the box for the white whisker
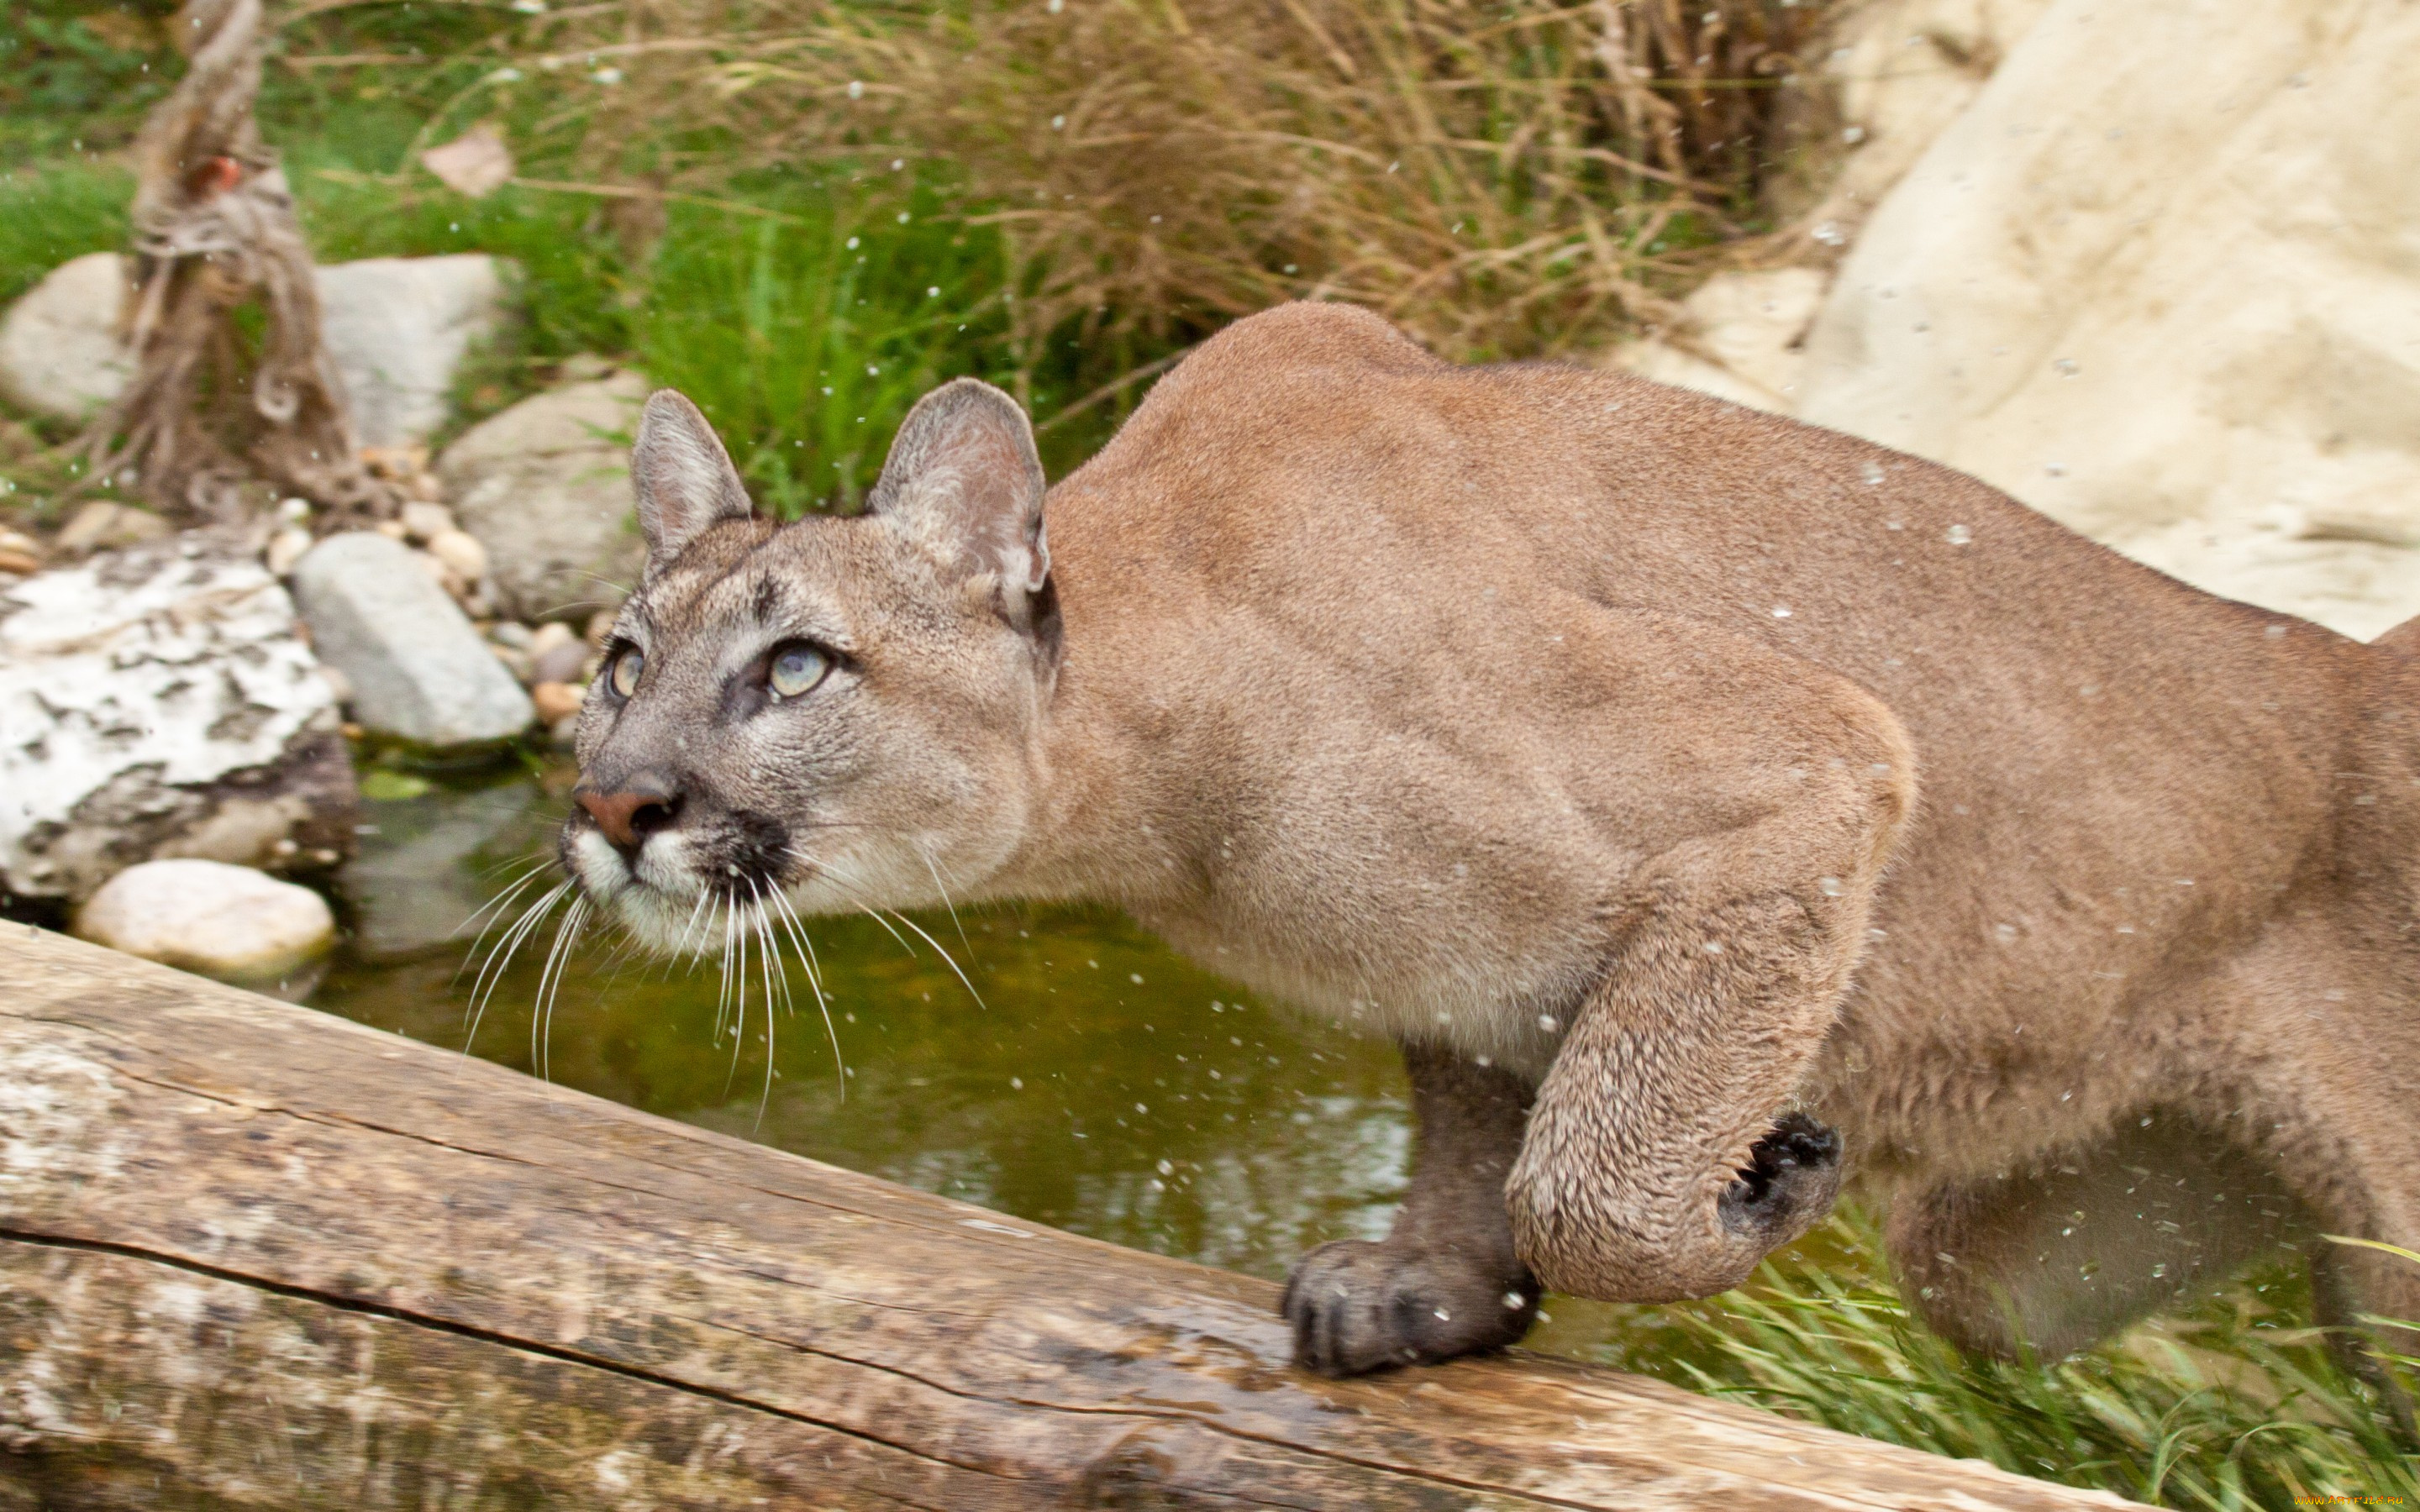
[464,879,573,1054]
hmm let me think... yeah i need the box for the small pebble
[374,519,409,542]
[266,527,313,576]
[400,500,456,543]
[531,680,586,724]
[529,620,579,659]
[487,620,534,649]
[427,528,488,582]
[530,638,592,685]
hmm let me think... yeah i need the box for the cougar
[560,302,2420,1397]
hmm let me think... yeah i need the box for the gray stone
[0,252,508,446]
[439,370,652,622]
[316,255,509,447]
[291,532,534,748]
[76,858,335,985]
[0,536,359,900]
[340,779,549,959]
[0,253,133,422]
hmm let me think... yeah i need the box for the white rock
[0,538,357,900]
[440,371,652,622]
[290,532,534,748]
[1796,0,2420,640]
[76,858,335,984]
[0,254,135,422]
[0,253,508,447]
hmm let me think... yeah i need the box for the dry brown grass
[511,0,1841,365]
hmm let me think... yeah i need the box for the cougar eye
[768,642,830,699]
[608,646,644,699]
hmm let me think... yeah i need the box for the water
[310,760,1683,1362]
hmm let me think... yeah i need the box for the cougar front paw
[1718,1110,1842,1246]
[1279,1240,1540,1377]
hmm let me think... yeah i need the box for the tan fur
[567,306,2420,1389]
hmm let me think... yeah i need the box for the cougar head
[560,381,1059,952]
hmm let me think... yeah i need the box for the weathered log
[0,926,2138,1509]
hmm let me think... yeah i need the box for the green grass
[1602,1214,2419,1509]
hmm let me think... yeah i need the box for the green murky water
[309,762,1692,1366]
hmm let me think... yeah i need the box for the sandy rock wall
[1797,0,2420,640]
[1620,0,2420,643]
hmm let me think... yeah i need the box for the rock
[339,778,550,959]
[528,619,578,659]
[439,371,652,623]
[487,620,534,650]
[0,253,508,447]
[290,532,535,749]
[0,253,134,423]
[266,526,313,577]
[1795,0,2420,640]
[400,500,457,543]
[0,537,358,900]
[1765,0,2054,247]
[1608,269,1828,414]
[428,528,489,584]
[529,680,585,725]
[0,528,39,577]
[311,256,510,449]
[529,637,592,687]
[55,500,174,556]
[75,858,334,985]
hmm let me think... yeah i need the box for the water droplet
[1134,1102,1148,1115]
[1703,940,1724,954]
[1433,1308,1452,1321]
[1157,1158,1174,1175]
[1993,922,2018,943]
[1050,114,1066,130]
[1503,1291,1527,1309]
[1818,876,1844,896]
[1128,972,1144,984]
[1771,606,1792,619]
[847,79,865,99]
[1010,1076,1023,1089]
[1537,1014,1560,1032]
[1860,459,1886,486]
[1945,523,1973,545]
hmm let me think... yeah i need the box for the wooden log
[0,926,2138,1510]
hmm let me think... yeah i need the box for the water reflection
[315,762,1420,1280]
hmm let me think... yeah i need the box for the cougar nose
[575,774,683,854]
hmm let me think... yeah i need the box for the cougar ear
[631,389,753,566]
[865,378,1050,615]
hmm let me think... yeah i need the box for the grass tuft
[1619,1212,2419,1509]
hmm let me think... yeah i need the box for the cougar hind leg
[1887,1111,2312,1362]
